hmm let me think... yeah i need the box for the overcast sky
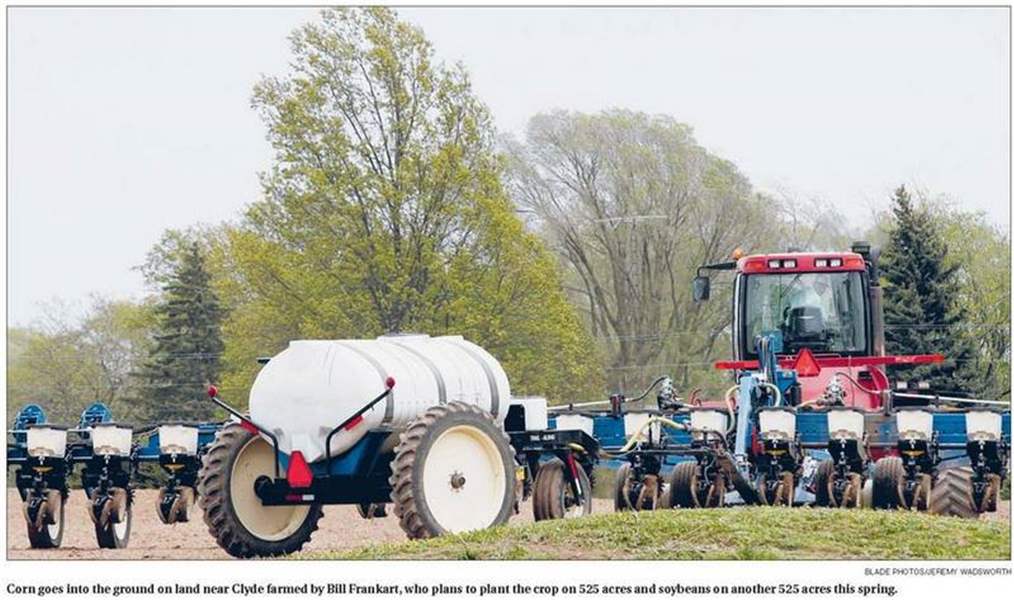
[7,7,1010,326]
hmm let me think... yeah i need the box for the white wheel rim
[47,500,62,539]
[113,515,128,538]
[422,424,506,533]
[230,436,310,541]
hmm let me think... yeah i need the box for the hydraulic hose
[723,385,739,416]
[758,381,784,406]
[600,415,688,457]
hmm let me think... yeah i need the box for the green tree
[938,209,1010,399]
[215,7,602,404]
[136,243,224,421]
[880,186,981,395]
[7,298,153,426]
[505,109,770,394]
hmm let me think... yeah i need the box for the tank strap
[388,341,447,405]
[335,342,395,424]
[455,344,500,417]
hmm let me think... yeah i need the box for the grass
[299,507,1010,561]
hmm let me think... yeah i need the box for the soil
[6,489,613,560]
[7,489,1007,560]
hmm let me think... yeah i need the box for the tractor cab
[694,243,900,411]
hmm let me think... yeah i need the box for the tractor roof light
[782,259,797,269]
[828,258,842,267]
[743,258,768,273]
[767,259,781,269]
[826,408,865,441]
[90,423,134,457]
[158,424,200,456]
[814,259,828,268]
[758,407,796,441]
[895,408,934,442]
[26,424,68,459]
[843,256,865,269]
[965,410,1002,442]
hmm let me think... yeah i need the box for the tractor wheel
[759,471,794,506]
[929,467,978,519]
[871,456,905,510]
[533,459,592,521]
[813,459,834,507]
[157,486,195,524]
[24,490,65,549]
[389,402,515,540]
[613,463,634,511]
[94,488,132,549]
[841,473,864,508]
[356,503,388,519]
[667,461,701,508]
[980,474,1001,513]
[860,478,873,508]
[913,473,933,512]
[197,424,323,558]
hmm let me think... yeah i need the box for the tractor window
[743,271,868,356]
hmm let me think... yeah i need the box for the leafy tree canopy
[213,7,602,404]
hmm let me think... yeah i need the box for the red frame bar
[714,354,944,371]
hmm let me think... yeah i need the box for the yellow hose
[600,415,688,457]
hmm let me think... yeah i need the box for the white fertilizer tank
[248,334,511,463]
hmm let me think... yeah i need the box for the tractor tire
[613,463,634,511]
[813,459,834,507]
[24,490,65,549]
[667,461,701,508]
[760,472,795,506]
[533,459,592,521]
[980,474,1001,513]
[913,473,932,512]
[871,456,905,510]
[929,467,978,519]
[356,503,388,519]
[157,486,195,524]
[389,403,515,540]
[860,478,873,509]
[197,424,323,558]
[95,488,132,549]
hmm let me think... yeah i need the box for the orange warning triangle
[793,347,821,378]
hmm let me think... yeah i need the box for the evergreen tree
[880,186,980,395]
[136,243,224,421]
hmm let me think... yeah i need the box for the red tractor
[673,241,1009,514]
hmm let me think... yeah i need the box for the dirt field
[7,489,1007,560]
[6,489,614,560]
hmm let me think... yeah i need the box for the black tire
[389,402,515,540]
[930,467,978,519]
[813,459,834,507]
[95,488,131,549]
[25,491,64,549]
[613,463,634,512]
[356,503,388,519]
[157,486,194,524]
[872,456,905,510]
[667,461,700,508]
[533,459,592,521]
[197,424,323,558]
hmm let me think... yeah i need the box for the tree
[135,243,224,421]
[880,186,982,395]
[504,109,770,393]
[6,298,153,426]
[938,208,1010,399]
[213,7,602,404]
